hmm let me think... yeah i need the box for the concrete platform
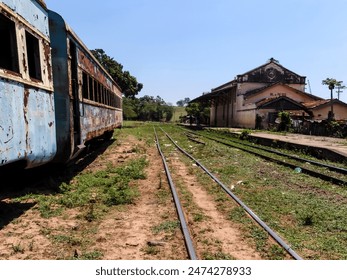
[216,128,347,163]
[178,124,347,162]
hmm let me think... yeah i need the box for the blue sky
[45,0,347,105]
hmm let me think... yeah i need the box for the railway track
[154,127,197,260]
[155,126,303,260]
[185,129,347,186]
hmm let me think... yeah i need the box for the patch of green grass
[170,106,186,122]
[202,251,235,260]
[228,207,248,223]
[16,155,148,220]
[156,188,170,204]
[143,245,160,255]
[250,227,269,252]
[52,234,83,246]
[37,197,63,218]
[193,212,206,222]
[11,243,25,254]
[152,220,180,234]
[77,250,104,260]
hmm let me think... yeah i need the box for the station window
[0,14,19,73]
[25,31,42,80]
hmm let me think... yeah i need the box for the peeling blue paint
[0,79,56,168]
[2,0,49,37]
[0,0,56,169]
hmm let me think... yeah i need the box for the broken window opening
[25,30,42,80]
[82,71,89,99]
[0,14,19,73]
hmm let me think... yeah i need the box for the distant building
[192,58,347,128]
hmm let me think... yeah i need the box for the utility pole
[336,85,346,100]
[307,79,312,94]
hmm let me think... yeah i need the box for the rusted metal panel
[64,16,123,142]
[76,46,122,143]
[48,8,123,164]
[0,79,56,168]
[78,52,112,91]
[81,103,122,142]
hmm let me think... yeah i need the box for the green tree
[122,97,139,120]
[277,111,292,131]
[163,105,174,121]
[176,97,190,107]
[91,49,143,97]
[134,95,173,122]
[185,102,210,126]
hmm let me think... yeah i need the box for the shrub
[277,111,292,131]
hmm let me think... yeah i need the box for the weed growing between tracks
[157,126,259,260]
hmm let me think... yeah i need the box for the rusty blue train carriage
[0,0,123,170]
[48,9,122,165]
[0,0,56,169]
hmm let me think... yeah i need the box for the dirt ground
[0,134,263,260]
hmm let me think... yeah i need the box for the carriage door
[69,40,81,147]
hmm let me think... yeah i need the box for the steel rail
[160,127,303,260]
[154,127,198,260]
[193,132,347,186]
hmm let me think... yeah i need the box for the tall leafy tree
[176,97,191,107]
[134,95,173,122]
[91,49,143,97]
[185,102,210,126]
[122,97,139,120]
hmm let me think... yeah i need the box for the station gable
[237,59,306,85]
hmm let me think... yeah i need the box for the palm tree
[322,78,343,120]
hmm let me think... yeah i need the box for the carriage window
[94,79,98,102]
[26,31,42,80]
[116,95,122,109]
[82,72,89,99]
[107,90,110,105]
[0,14,19,73]
[89,76,94,101]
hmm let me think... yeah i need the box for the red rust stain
[23,87,29,149]
[22,53,27,73]
[43,40,52,82]
[78,51,114,91]
[23,87,29,108]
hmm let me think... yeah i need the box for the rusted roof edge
[36,0,47,10]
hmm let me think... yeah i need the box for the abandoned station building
[192,59,347,129]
